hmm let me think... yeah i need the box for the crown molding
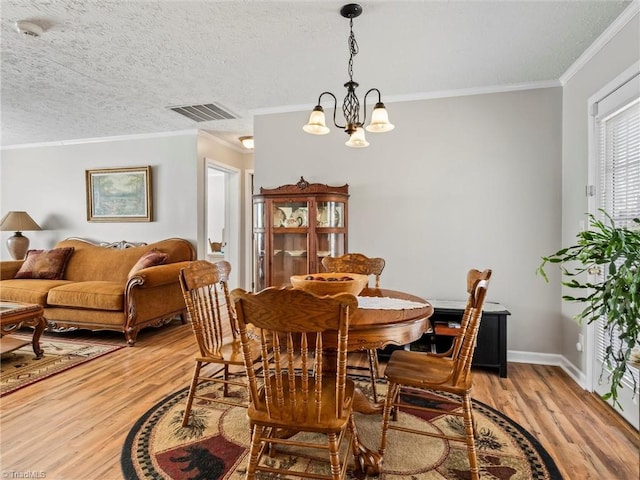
[560,1,640,85]
[253,79,562,117]
[1,129,198,150]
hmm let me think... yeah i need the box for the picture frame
[86,166,152,222]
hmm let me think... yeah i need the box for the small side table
[415,300,511,377]
[0,301,46,359]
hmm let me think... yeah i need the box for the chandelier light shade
[303,3,394,148]
[0,211,42,260]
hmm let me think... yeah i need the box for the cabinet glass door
[273,201,309,229]
[316,201,344,228]
[272,233,308,286]
[254,232,265,291]
[317,233,345,267]
[272,200,309,286]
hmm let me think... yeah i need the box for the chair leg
[182,361,203,427]
[246,424,265,480]
[327,432,342,480]
[367,349,379,403]
[379,382,400,456]
[462,393,480,480]
[223,364,230,397]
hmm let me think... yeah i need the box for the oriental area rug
[122,378,563,480]
[0,333,123,397]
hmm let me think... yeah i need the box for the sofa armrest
[1,260,24,280]
[126,261,193,289]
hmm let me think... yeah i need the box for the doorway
[206,160,241,290]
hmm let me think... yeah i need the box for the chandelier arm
[317,91,346,130]
[362,88,383,126]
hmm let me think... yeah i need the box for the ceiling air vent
[169,103,237,122]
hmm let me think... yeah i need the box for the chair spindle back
[322,253,386,287]
[232,287,358,423]
[179,260,237,359]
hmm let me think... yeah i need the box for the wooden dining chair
[179,260,260,427]
[378,269,492,480]
[231,286,359,480]
[322,253,386,402]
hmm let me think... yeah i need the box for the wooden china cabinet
[253,177,349,290]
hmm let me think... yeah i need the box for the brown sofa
[0,237,196,345]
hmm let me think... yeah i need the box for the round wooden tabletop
[348,287,434,351]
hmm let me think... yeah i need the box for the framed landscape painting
[86,166,152,222]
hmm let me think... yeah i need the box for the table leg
[24,315,46,359]
[349,412,383,479]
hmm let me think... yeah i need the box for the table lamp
[0,211,42,260]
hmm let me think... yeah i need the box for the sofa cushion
[0,279,73,305]
[47,281,124,311]
[14,248,74,280]
[128,249,168,277]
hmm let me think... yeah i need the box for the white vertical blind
[597,94,640,391]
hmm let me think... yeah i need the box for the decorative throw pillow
[128,249,169,277]
[14,247,75,280]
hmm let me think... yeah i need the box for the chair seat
[196,338,261,365]
[249,376,355,432]
[384,347,471,394]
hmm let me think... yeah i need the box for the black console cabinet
[412,301,511,377]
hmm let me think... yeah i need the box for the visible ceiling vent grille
[169,103,237,122]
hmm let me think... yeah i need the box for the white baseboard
[507,350,587,390]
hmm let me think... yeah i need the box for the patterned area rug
[0,333,124,397]
[122,378,562,480]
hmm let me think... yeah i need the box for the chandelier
[303,3,394,148]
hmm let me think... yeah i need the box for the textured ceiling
[0,1,633,149]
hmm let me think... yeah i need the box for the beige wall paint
[254,87,563,356]
[0,133,199,254]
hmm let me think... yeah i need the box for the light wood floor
[1,321,638,480]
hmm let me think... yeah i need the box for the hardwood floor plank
[1,323,638,479]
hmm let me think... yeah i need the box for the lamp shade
[0,211,41,260]
[0,211,41,232]
[345,127,369,148]
[365,103,395,133]
[303,106,330,135]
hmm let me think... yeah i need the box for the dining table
[344,286,434,478]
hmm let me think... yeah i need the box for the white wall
[0,133,199,255]
[561,12,640,370]
[254,87,563,355]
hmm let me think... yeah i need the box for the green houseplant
[537,211,640,407]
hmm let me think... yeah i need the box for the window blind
[597,96,640,390]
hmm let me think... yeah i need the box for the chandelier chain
[347,17,359,82]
